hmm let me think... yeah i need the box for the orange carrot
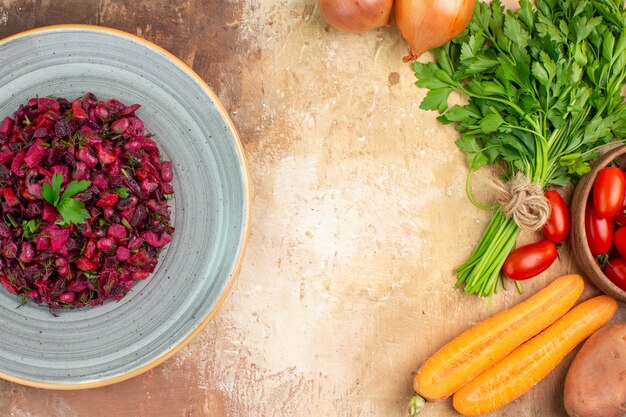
[414,274,584,402]
[453,295,618,416]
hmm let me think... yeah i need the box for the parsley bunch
[414,0,626,296]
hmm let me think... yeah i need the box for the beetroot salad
[0,93,174,308]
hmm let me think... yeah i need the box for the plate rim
[0,24,252,390]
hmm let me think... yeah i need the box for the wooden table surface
[1,1,624,416]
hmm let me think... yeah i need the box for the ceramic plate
[0,25,250,389]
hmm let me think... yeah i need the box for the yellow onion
[396,0,476,62]
[319,0,393,33]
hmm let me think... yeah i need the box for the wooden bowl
[571,145,626,302]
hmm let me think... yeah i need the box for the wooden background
[0,0,624,416]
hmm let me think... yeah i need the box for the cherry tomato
[542,190,570,243]
[593,167,625,218]
[613,185,626,225]
[614,206,626,226]
[502,240,558,280]
[585,202,613,255]
[614,227,626,258]
[603,258,626,291]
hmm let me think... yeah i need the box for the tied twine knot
[493,172,550,231]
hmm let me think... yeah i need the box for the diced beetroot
[10,150,25,176]
[120,103,141,116]
[107,160,122,178]
[24,140,48,168]
[124,140,142,152]
[36,236,50,251]
[2,188,19,207]
[119,206,136,222]
[37,97,61,112]
[107,224,127,241]
[91,174,109,190]
[127,117,144,136]
[0,151,12,166]
[67,278,87,292]
[42,203,60,222]
[135,168,148,181]
[50,165,70,184]
[33,113,55,129]
[141,231,172,248]
[142,137,159,152]
[94,224,105,238]
[84,239,97,259]
[161,161,173,182]
[128,237,143,251]
[71,99,88,121]
[103,207,117,222]
[72,162,90,181]
[96,237,116,253]
[115,246,131,262]
[35,165,52,177]
[47,225,70,253]
[2,242,17,259]
[26,184,43,201]
[28,288,40,301]
[80,125,97,140]
[55,257,69,276]
[129,249,154,267]
[146,199,159,212]
[0,117,13,136]
[96,144,116,166]
[76,221,93,238]
[76,257,99,271]
[59,292,75,303]
[131,269,151,280]
[111,118,129,134]
[158,232,172,247]
[95,104,110,121]
[96,192,119,207]
[140,179,158,194]
[76,147,98,168]
[19,242,35,263]
[1,276,18,295]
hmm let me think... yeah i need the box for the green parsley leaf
[112,187,130,199]
[59,179,91,206]
[56,198,90,227]
[22,219,40,240]
[41,173,91,227]
[42,172,63,207]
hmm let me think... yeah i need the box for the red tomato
[603,258,626,291]
[593,167,625,218]
[614,206,626,226]
[542,190,570,243]
[502,240,558,280]
[585,202,613,255]
[613,185,626,225]
[614,227,626,258]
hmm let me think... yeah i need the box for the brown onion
[396,0,476,62]
[319,0,393,33]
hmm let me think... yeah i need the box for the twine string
[492,172,550,231]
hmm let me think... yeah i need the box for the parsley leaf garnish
[41,173,91,227]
